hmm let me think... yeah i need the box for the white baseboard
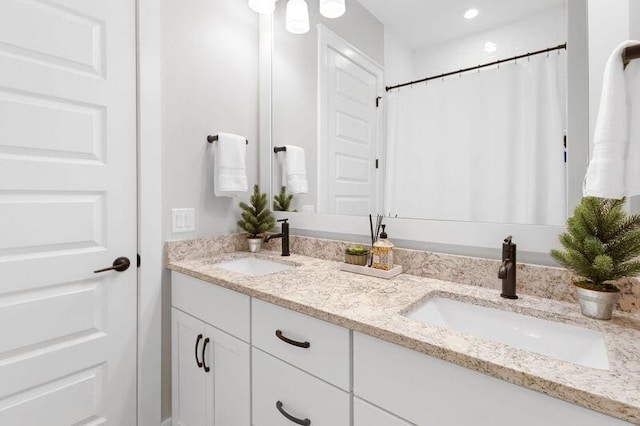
[161,419,172,426]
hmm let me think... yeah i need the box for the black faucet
[264,219,290,256]
[498,236,518,299]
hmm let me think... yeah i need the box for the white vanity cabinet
[171,272,633,426]
[171,273,251,426]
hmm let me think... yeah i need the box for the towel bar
[623,44,640,68]
[273,146,287,153]
[207,135,248,144]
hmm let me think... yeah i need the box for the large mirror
[270,0,570,226]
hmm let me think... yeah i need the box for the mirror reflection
[272,0,568,225]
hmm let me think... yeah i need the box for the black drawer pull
[194,334,203,368]
[276,401,311,426]
[202,337,211,372]
[275,330,310,349]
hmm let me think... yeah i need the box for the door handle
[275,330,310,349]
[276,401,311,426]
[194,334,203,368]
[202,337,210,373]
[94,257,131,273]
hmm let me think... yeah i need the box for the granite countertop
[167,251,640,424]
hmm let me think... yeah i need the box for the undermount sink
[215,257,294,277]
[404,297,610,370]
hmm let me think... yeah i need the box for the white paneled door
[0,0,137,424]
[319,26,383,216]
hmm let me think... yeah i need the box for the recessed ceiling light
[484,41,497,53]
[464,8,479,19]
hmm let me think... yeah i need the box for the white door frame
[137,0,162,424]
[317,24,385,214]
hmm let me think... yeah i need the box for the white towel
[584,40,640,199]
[213,133,248,197]
[281,145,308,195]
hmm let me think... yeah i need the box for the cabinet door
[172,308,209,426]
[354,332,632,426]
[354,398,414,426]
[204,323,250,426]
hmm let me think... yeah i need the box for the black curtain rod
[385,43,567,92]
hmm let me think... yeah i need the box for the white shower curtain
[384,51,567,225]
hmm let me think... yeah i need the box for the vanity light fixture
[464,8,479,19]
[286,0,310,34]
[320,0,346,18]
[248,0,277,14]
[484,41,497,53]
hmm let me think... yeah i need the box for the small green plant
[238,184,276,238]
[273,186,296,212]
[551,197,640,291]
[345,246,369,256]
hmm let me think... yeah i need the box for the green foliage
[551,197,640,289]
[238,185,276,238]
[345,246,369,256]
[273,186,296,212]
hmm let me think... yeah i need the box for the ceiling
[356,0,565,50]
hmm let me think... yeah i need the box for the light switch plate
[171,208,195,233]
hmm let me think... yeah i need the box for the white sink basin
[405,297,610,370]
[215,257,293,277]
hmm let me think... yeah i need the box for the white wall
[271,0,384,211]
[384,29,415,88]
[411,7,566,80]
[160,0,259,419]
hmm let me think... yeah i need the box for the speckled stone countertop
[167,251,640,424]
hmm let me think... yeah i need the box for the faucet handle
[504,235,513,245]
[277,218,288,223]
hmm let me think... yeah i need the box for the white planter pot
[248,238,263,253]
[575,284,620,320]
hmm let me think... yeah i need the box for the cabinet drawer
[253,349,350,426]
[251,299,350,390]
[171,272,250,341]
[354,398,414,426]
[354,332,632,426]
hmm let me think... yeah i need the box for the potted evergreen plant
[238,184,276,253]
[551,197,640,320]
[273,186,296,212]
